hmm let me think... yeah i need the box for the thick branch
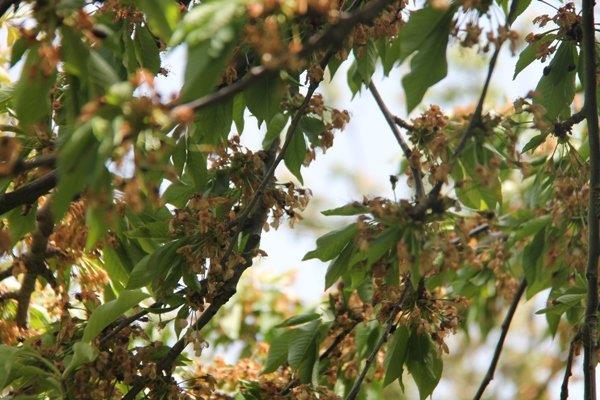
[15,199,54,328]
[368,81,425,200]
[10,154,56,177]
[472,278,526,400]
[0,170,57,215]
[581,0,600,398]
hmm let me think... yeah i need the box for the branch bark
[14,199,55,328]
[560,333,580,400]
[472,278,526,400]
[0,170,57,215]
[581,0,600,397]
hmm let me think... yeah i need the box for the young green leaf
[82,290,150,342]
[283,129,307,184]
[383,326,410,387]
[303,223,358,262]
[513,34,556,79]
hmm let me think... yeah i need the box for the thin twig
[368,81,425,200]
[393,116,414,131]
[581,0,599,396]
[472,278,526,400]
[560,333,580,400]
[345,290,408,400]
[345,320,394,400]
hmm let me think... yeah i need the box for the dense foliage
[0,0,598,399]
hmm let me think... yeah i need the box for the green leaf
[126,240,182,289]
[513,215,551,241]
[162,181,196,207]
[0,345,19,389]
[406,332,443,400]
[102,247,129,289]
[263,330,293,373]
[170,0,241,47]
[325,243,354,289]
[510,0,532,24]
[521,134,547,153]
[383,326,410,387]
[82,289,150,342]
[275,313,320,328]
[284,129,307,184]
[245,75,285,125]
[556,293,586,304]
[186,145,209,191]
[534,41,577,121]
[180,38,237,103]
[135,0,180,42]
[62,342,98,377]
[350,226,402,267]
[523,228,546,298]
[193,97,233,144]
[513,34,556,79]
[355,41,378,84]
[263,113,289,149]
[61,27,90,77]
[303,223,358,262]
[398,7,454,60]
[321,202,369,216]
[87,51,120,97]
[287,320,320,368]
[13,46,56,126]
[402,10,453,113]
[6,206,36,244]
[134,24,161,74]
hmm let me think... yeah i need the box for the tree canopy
[0,0,598,399]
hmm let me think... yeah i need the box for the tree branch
[393,115,414,131]
[472,278,526,400]
[0,170,57,216]
[581,0,600,397]
[10,154,56,177]
[15,199,54,328]
[560,332,580,400]
[368,81,425,200]
[345,289,408,400]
